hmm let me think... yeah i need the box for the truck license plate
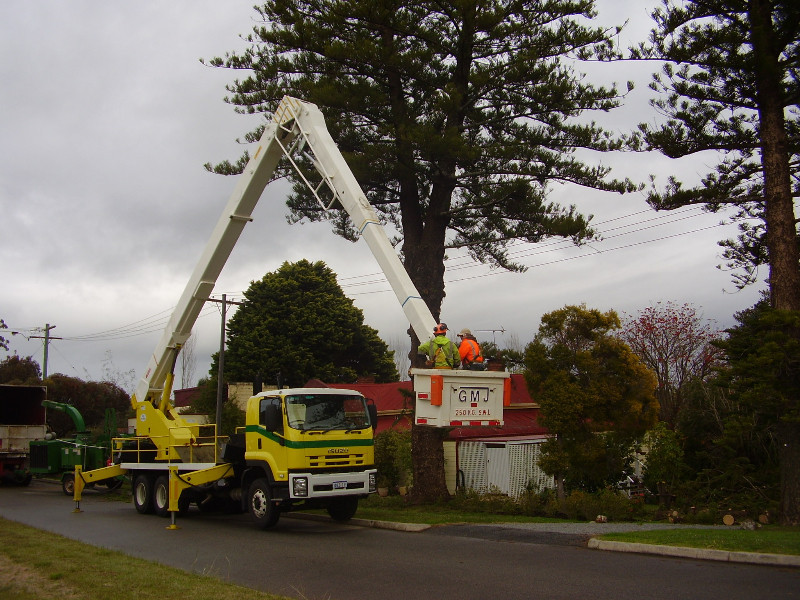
[333,481,347,489]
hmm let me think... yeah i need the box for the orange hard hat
[434,323,448,335]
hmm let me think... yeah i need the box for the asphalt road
[1,480,798,600]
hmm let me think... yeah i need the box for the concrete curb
[587,538,800,567]
[291,512,797,564]
[348,517,432,532]
[289,512,431,532]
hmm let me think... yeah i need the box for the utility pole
[216,295,227,429]
[206,295,244,431]
[30,323,61,379]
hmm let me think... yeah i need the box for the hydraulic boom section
[129,102,304,437]
[269,97,438,343]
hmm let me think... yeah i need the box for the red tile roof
[174,375,546,438]
[306,373,545,438]
[312,380,415,412]
[310,374,533,406]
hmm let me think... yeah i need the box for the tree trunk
[555,472,565,504]
[750,0,800,524]
[410,424,450,503]
[777,421,800,525]
[401,177,452,503]
[750,0,800,311]
[405,282,451,503]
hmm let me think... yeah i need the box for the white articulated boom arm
[273,97,438,342]
[134,96,435,420]
[132,100,302,410]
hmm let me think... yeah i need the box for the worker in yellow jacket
[418,323,460,369]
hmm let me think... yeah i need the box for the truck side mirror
[367,401,378,429]
[263,404,283,433]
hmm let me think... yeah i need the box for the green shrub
[374,429,412,489]
[596,487,645,521]
[543,489,646,521]
[451,486,647,521]
[517,488,552,515]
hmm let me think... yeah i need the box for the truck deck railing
[113,423,223,465]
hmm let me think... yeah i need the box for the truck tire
[62,473,75,496]
[153,475,170,517]
[248,478,279,529]
[326,496,359,522]
[133,474,155,514]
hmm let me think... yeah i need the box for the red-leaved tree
[619,302,723,428]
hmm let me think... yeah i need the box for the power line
[342,211,735,295]
[24,206,743,344]
[447,223,726,284]
[65,306,178,341]
[334,204,720,288]
[58,305,219,342]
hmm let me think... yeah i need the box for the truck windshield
[285,394,370,432]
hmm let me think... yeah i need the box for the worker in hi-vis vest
[457,328,485,370]
[418,323,460,369]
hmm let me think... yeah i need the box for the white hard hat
[458,328,472,336]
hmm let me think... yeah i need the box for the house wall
[228,382,255,410]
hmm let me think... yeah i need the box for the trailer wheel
[62,473,75,496]
[153,475,170,517]
[326,496,359,522]
[248,478,279,529]
[133,474,154,514]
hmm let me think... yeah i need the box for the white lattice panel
[459,438,555,499]
[508,441,554,497]
[458,440,487,494]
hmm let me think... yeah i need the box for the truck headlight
[293,476,308,497]
[368,472,377,493]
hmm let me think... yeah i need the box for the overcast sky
[1,1,765,392]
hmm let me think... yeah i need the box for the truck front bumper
[289,469,377,499]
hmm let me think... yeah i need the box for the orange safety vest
[459,338,483,364]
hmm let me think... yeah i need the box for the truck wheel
[327,497,358,522]
[248,478,279,529]
[133,474,155,514]
[62,473,75,496]
[153,475,170,517]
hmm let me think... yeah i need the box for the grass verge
[353,494,566,525]
[597,528,800,555]
[357,496,800,556]
[0,517,291,600]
